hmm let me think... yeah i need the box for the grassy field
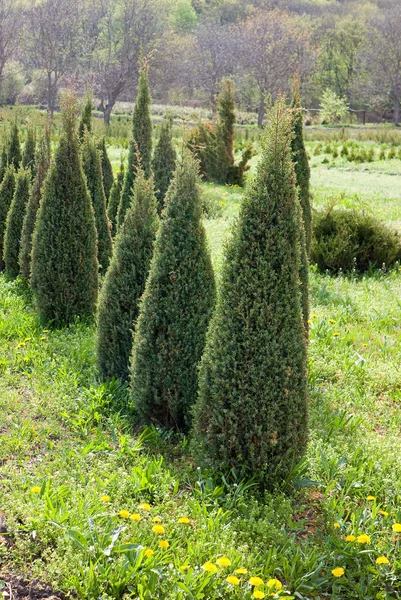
[1,132,401,599]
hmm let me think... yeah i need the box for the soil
[0,575,66,600]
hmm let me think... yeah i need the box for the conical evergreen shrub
[98,138,114,203]
[118,65,152,228]
[82,134,112,273]
[0,166,15,271]
[107,160,124,236]
[96,169,158,382]
[0,143,9,182]
[152,116,176,213]
[78,96,92,141]
[22,128,36,176]
[215,78,235,183]
[3,169,31,279]
[130,152,216,433]
[291,76,312,254]
[8,122,21,169]
[31,95,98,326]
[193,97,309,489]
[19,130,51,279]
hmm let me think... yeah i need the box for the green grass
[2,144,401,599]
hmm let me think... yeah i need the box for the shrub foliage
[98,137,114,203]
[0,166,16,271]
[3,168,31,278]
[107,160,124,236]
[152,116,176,213]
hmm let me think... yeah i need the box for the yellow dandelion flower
[379,510,388,517]
[312,313,317,318]
[130,513,141,521]
[180,564,190,571]
[31,486,41,494]
[152,516,162,523]
[202,562,217,573]
[152,524,165,535]
[177,517,190,524]
[249,576,264,587]
[267,579,282,590]
[333,332,340,337]
[308,319,312,325]
[40,336,47,341]
[376,556,389,565]
[253,591,265,599]
[332,567,344,577]
[235,568,247,575]
[357,534,371,544]
[139,503,151,511]
[101,495,110,503]
[334,522,341,528]
[119,509,130,518]
[144,548,154,558]
[159,540,169,549]
[367,495,376,501]
[25,337,31,342]
[226,576,240,586]
[346,535,356,542]
[392,523,401,533]
[43,329,49,333]
[329,319,336,324]
[363,343,368,347]
[216,556,231,567]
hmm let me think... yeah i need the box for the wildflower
[312,313,317,318]
[357,534,371,544]
[159,540,169,549]
[216,556,231,567]
[379,510,388,517]
[131,513,141,521]
[119,510,130,518]
[249,576,264,587]
[144,549,154,557]
[363,343,368,347]
[203,562,217,573]
[43,329,49,333]
[40,336,47,341]
[177,517,190,524]
[31,486,41,493]
[367,495,376,501]
[346,535,356,542]
[329,319,336,324]
[24,338,31,342]
[392,523,401,533]
[139,502,151,511]
[152,524,165,534]
[101,495,110,503]
[334,522,341,528]
[152,516,162,523]
[267,579,282,590]
[333,332,340,337]
[308,319,312,325]
[332,567,344,577]
[180,564,190,570]
[253,591,265,599]
[376,556,389,565]
[226,575,240,585]
[235,568,247,575]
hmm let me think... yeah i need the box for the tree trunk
[104,104,113,126]
[394,93,400,124]
[257,96,265,128]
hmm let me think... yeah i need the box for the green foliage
[118,66,152,228]
[311,204,401,273]
[78,96,92,141]
[152,116,177,213]
[0,166,16,271]
[130,152,216,433]
[98,137,114,202]
[19,130,51,279]
[82,134,113,274]
[96,171,158,382]
[193,98,309,488]
[0,143,8,183]
[8,122,21,169]
[107,161,124,237]
[215,79,235,182]
[21,127,36,176]
[31,95,98,326]
[320,89,349,124]
[3,169,31,279]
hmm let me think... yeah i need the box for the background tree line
[2,0,401,123]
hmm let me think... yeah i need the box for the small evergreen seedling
[22,127,36,177]
[118,65,152,228]
[96,169,158,382]
[19,130,51,279]
[31,94,98,326]
[107,160,124,236]
[152,116,176,213]
[78,95,92,141]
[82,134,112,273]
[130,152,216,433]
[193,97,309,489]
[3,169,31,279]
[8,122,21,169]
[98,137,114,203]
[0,166,16,271]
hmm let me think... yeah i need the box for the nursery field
[1,134,401,600]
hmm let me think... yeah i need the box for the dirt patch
[0,575,65,600]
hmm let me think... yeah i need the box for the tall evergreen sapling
[291,75,312,254]
[31,95,98,326]
[22,128,36,176]
[19,130,51,279]
[0,166,15,271]
[0,143,8,182]
[215,78,235,183]
[118,65,152,228]
[193,97,309,489]
[152,116,176,213]
[78,96,92,140]
[107,160,124,236]
[82,134,112,273]
[98,138,114,202]
[130,152,216,433]
[96,169,158,382]
[8,122,21,169]
[3,169,31,278]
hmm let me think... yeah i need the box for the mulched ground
[0,576,65,600]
